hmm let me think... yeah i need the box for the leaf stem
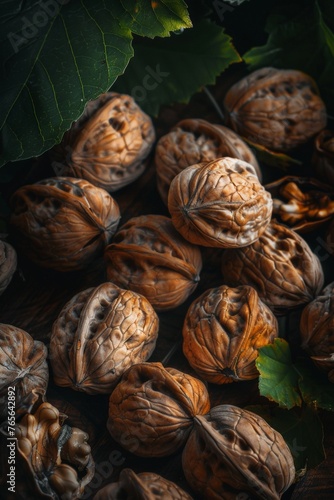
[202,86,225,122]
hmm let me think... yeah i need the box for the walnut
[155,118,261,204]
[224,67,327,152]
[168,157,272,248]
[265,176,334,233]
[300,282,334,382]
[104,215,202,311]
[221,220,324,314]
[10,177,120,271]
[93,469,193,500]
[15,402,94,499]
[0,323,48,419]
[183,285,278,384]
[182,405,295,499]
[313,129,334,185]
[52,93,156,192]
[107,362,210,457]
[50,282,159,394]
[0,240,17,295]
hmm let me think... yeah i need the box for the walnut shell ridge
[50,282,159,394]
[0,240,17,295]
[224,67,327,152]
[107,362,211,457]
[182,405,295,500]
[183,285,279,384]
[104,214,202,311]
[52,93,156,192]
[221,220,324,314]
[10,177,120,271]
[168,157,272,248]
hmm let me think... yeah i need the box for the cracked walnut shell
[183,285,278,384]
[107,362,210,457]
[224,67,327,152]
[182,405,295,500]
[50,282,159,394]
[52,92,156,192]
[313,129,334,185]
[104,214,202,310]
[10,177,120,271]
[0,240,17,295]
[168,157,272,248]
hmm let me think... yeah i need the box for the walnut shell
[182,405,295,500]
[107,362,210,457]
[183,285,278,384]
[224,67,327,152]
[0,240,17,295]
[104,215,202,311]
[313,129,334,185]
[51,93,155,192]
[10,177,120,271]
[155,118,261,204]
[15,402,94,499]
[0,323,48,419]
[168,157,272,248]
[50,282,159,394]
[93,469,193,500]
[221,220,324,314]
[300,282,334,382]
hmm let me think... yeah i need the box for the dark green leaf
[295,359,334,411]
[243,137,302,171]
[256,338,302,409]
[113,19,242,116]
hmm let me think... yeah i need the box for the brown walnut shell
[0,323,48,419]
[52,92,156,192]
[10,177,120,271]
[168,157,272,248]
[182,405,295,500]
[221,220,324,314]
[313,129,334,185]
[50,282,159,394]
[104,214,202,311]
[155,118,261,204]
[300,282,334,382]
[224,67,327,152]
[93,469,193,500]
[0,240,17,295]
[15,402,94,499]
[107,362,211,457]
[183,285,278,384]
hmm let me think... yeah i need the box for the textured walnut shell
[93,469,193,500]
[265,176,334,233]
[183,285,278,384]
[0,240,17,295]
[155,118,261,204]
[221,221,324,314]
[168,157,272,248]
[313,129,334,185]
[0,323,48,419]
[182,405,295,500]
[107,362,210,457]
[50,282,159,394]
[10,177,120,271]
[52,93,156,192]
[300,282,334,382]
[104,215,202,311]
[15,402,94,499]
[224,67,327,152]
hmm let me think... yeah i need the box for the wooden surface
[1,73,334,499]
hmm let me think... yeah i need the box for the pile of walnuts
[1,68,333,499]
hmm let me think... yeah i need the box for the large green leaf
[256,338,302,409]
[243,0,334,114]
[0,0,191,166]
[296,359,334,411]
[113,18,242,116]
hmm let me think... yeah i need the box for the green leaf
[243,137,302,171]
[295,359,334,412]
[247,405,325,473]
[256,338,302,409]
[243,0,334,114]
[113,19,242,116]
